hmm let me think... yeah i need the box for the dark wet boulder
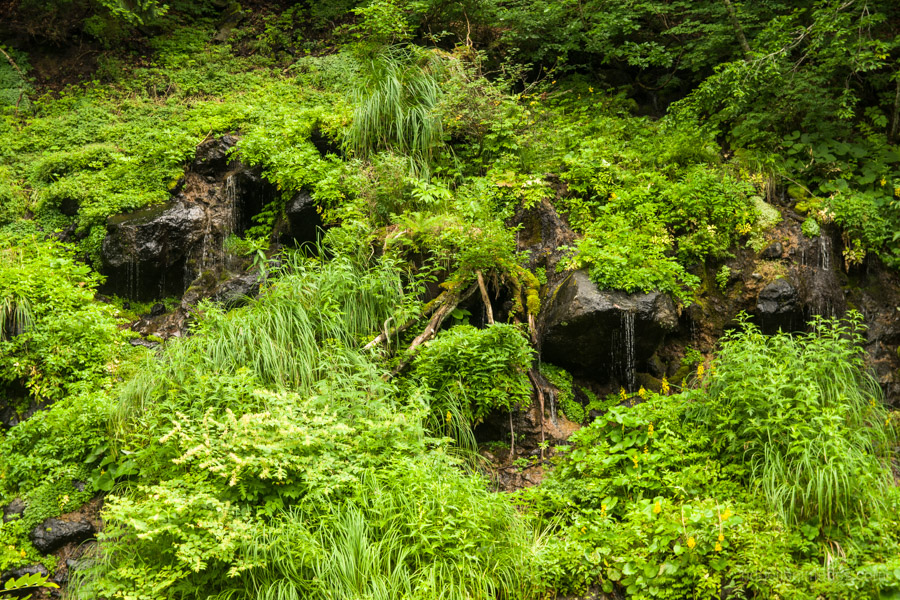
[760,241,783,260]
[541,270,678,385]
[210,269,262,307]
[30,518,95,554]
[100,200,206,301]
[99,135,277,302]
[192,134,239,176]
[0,564,49,585]
[755,278,803,333]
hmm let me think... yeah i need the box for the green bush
[414,323,533,424]
[695,312,896,528]
[0,238,124,401]
[71,255,536,600]
[566,210,700,302]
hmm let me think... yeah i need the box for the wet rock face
[283,190,323,246]
[30,518,95,554]
[541,270,678,386]
[755,278,801,334]
[99,135,279,302]
[101,200,206,300]
[192,133,239,176]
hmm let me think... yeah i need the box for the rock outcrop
[541,270,679,387]
[99,135,320,303]
[30,518,95,554]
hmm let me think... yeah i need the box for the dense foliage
[1,1,899,598]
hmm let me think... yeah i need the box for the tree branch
[0,45,26,79]
[475,270,494,325]
[386,283,478,379]
[722,0,751,57]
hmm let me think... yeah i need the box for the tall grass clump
[695,312,896,528]
[346,47,457,173]
[112,252,416,440]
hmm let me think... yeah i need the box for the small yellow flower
[715,542,722,552]
[588,86,594,93]
[721,508,733,521]
[661,377,669,395]
[687,537,696,549]
[581,526,587,533]
[648,422,654,437]
[638,386,646,399]
[445,410,452,423]
[718,533,724,542]
[880,177,887,186]
[620,387,627,401]
[631,454,639,468]
[610,192,617,199]
[653,501,662,514]
[697,364,705,381]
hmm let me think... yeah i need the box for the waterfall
[548,388,558,423]
[819,234,831,270]
[609,310,636,391]
[623,311,636,391]
[127,250,139,300]
[224,174,239,236]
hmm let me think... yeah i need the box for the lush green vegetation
[525,318,900,599]
[1,0,900,598]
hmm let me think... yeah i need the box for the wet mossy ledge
[2,3,900,599]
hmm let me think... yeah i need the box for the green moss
[540,362,582,423]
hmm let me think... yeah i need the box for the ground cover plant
[1,1,900,598]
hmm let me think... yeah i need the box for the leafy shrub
[801,217,821,238]
[695,313,896,528]
[73,255,536,600]
[0,239,124,401]
[566,210,700,302]
[0,168,26,227]
[414,323,533,424]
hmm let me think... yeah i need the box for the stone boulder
[192,134,239,177]
[541,270,678,386]
[210,268,262,307]
[101,200,206,301]
[754,278,802,334]
[30,518,95,554]
[2,498,25,523]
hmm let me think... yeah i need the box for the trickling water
[224,174,240,235]
[126,250,139,300]
[622,311,636,391]
[548,388,558,423]
[819,235,831,270]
